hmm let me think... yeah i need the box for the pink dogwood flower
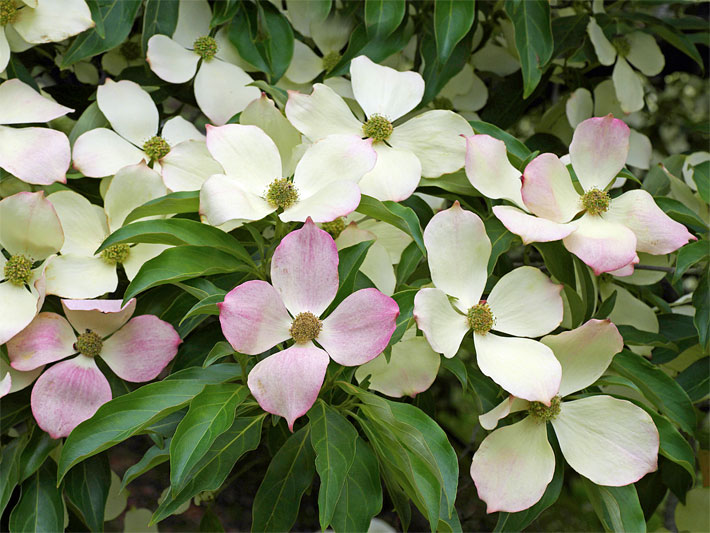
[7,299,181,438]
[466,116,696,275]
[219,219,399,430]
[413,203,564,404]
[470,319,659,513]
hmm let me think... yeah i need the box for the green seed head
[120,40,141,61]
[193,36,218,60]
[467,302,494,335]
[362,114,393,142]
[290,312,322,344]
[4,254,32,286]
[612,36,631,57]
[75,330,103,358]
[0,0,17,26]
[321,51,341,73]
[433,97,454,111]
[101,244,130,265]
[266,178,298,210]
[143,135,171,161]
[320,218,346,239]
[581,188,611,216]
[528,396,562,423]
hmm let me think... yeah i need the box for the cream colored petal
[12,0,93,44]
[44,254,118,299]
[172,0,211,48]
[97,79,159,146]
[47,190,108,256]
[103,163,167,232]
[194,60,260,126]
[612,57,644,114]
[626,32,664,76]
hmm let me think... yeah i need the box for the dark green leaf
[396,241,424,287]
[0,388,32,433]
[62,0,142,67]
[142,0,179,54]
[68,102,109,146]
[200,508,225,532]
[124,190,200,225]
[552,14,589,57]
[655,196,708,233]
[85,0,105,38]
[420,31,471,106]
[692,161,710,203]
[534,241,575,286]
[179,293,223,323]
[485,216,517,274]
[19,426,59,483]
[203,341,235,368]
[676,357,709,402]
[594,290,617,320]
[58,364,240,482]
[649,412,696,482]
[673,240,708,282]
[616,325,677,349]
[434,0,475,64]
[389,289,417,346]
[9,460,64,533]
[121,441,170,491]
[582,479,645,533]
[307,401,359,529]
[0,434,28,516]
[356,195,426,254]
[210,0,240,27]
[365,0,406,38]
[170,384,248,494]
[327,240,375,312]
[441,357,467,390]
[64,453,111,532]
[504,0,554,98]
[252,425,316,533]
[693,273,710,352]
[5,56,39,91]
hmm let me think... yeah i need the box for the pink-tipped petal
[424,203,490,309]
[604,189,696,254]
[271,219,339,316]
[0,191,64,260]
[464,135,526,210]
[61,298,137,338]
[492,205,575,245]
[552,396,659,486]
[0,126,70,185]
[247,344,330,431]
[475,333,561,404]
[318,288,399,366]
[562,214,637,275]
[487,266,563,338]
[542,319,623,397]
[569,115,630,191]
[100,316,180,382]
[219,280,292,355]
[7,312,76,371]
[413,288,471,358]
[470,417,555,513]
[521,153,581,223]
[31,355,112,439]
[0,79,73,124]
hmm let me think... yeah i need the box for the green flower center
[0,0,18,26]
[75,330,103,358]
[4,254,32,286]
[101,244,130,265]
[581,188,611,216]
[320,218,346,239]
[612,36,630,58]
[143,136,170,161]
[193,36,218,60]
[290,312,322,344]
[528,396,562,423]
[321,51,341,73]
[433,97,454,111]
[362,114,393,142]
[467,302,494,335]
[266,178,298,209]
[120,40,141,61]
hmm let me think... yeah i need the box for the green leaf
[180,294,225,325]
[441,357,467,391]
[365,0,405,38]
[673,240,709,282]
[551,13,589,57]
[64,453,111,532]
[121,442,170,491]
[307,401,359,530]
[389,289,417,346]
[98,218,254,265]
[68,102,109,147]
[9,460,64,533]
[331,438,383,533]
[434,0,475,64]
[356,195,426,255]
[153,415,265,523]
[676,356,709,402]
[0,388,32,433]
[419,170,478,196]
[616,325,677,349]
[203,341,235,368]
[124,245,250,302]
[124,190,200,225]
[327,240,374,311]
[494,453,563,531]
[19,426,59,483]
[142,0,179,54]
[692,161,710,203]
[611,350,696,435]
[582,479,646,533]
[693,273,710,352]
[648,412,696,483]
[395,241,424,287]
[58,364,240,483]
[504,0,554,98]
[655,196,708,233]
[85,0,105,38]
[594,290,617,320]
[210,0,240,27]
[485,216,517,274]
[6,56,39,91]
[534,241,575,286]
[252,425,316,533]
[469,120,531,165]
[61,0,142,67]
[0,434,28,516]
[170,384,248,494]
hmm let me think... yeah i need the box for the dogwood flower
[0,191,63,344]
[72,79,222,189]
[285,55,473,202]
[470,116,695,274]
[0,79,73,185]
[199,124,377,225]
[470,319,659,513]
[0,0,93,71]
[145,0,260,126]
[44,164,170,298]
[413,203,564,404]
[219,219,399,429]
[7,299,180,438]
